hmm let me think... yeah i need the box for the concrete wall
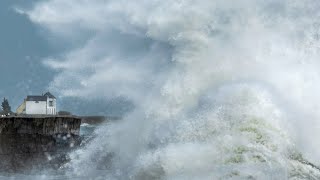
[26,101,47,115]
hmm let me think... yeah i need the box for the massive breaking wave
[20,0,320,179]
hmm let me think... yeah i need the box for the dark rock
[0,116,82,172]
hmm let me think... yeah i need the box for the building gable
[44,92,56,99]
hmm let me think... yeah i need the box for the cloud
[25,0,175,101]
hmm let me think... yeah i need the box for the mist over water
[19,0,320,179]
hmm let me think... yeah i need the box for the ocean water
[11,0,320,179]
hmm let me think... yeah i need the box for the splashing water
[20,0,320,179]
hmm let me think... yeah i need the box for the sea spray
[22,0,320,179]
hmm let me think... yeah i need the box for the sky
[0,0,132,116]
[0,0,54,108]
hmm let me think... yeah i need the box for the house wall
[16,100,26,115]
[46,98,56,115]
[26,101,47,115]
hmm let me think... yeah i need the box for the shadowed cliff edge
[0,115,81,172]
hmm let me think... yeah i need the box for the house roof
[44,92,56,99]
[26,96,47,101]
[26,92,56,102]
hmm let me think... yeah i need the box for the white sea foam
[22,0,320,179]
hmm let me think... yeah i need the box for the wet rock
[0,116,82,172]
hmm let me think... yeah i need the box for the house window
[49,101,54,107]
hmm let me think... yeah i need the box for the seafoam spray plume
[22,0,320,179]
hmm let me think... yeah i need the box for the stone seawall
[0,116,82,172]
[0,116,81,136]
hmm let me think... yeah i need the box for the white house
[17,92,57,115]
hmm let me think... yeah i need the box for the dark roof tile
[26,96,47,101]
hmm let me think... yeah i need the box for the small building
[16,92,57,115]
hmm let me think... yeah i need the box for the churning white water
[19,0,320,179]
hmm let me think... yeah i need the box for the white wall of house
[46,98,57,115]
[26,101,47,115]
